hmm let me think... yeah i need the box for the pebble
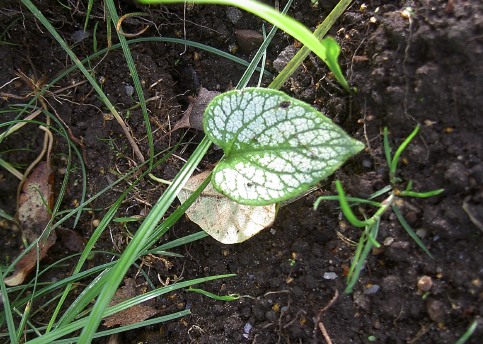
[383,237,394,246]
[226,7,243,24]
[426,299,447,322]
[125,84,134,97]
[235,29,264,54]
[243,322,253,334]
[273,45,298,72]
[444,161,468,192]
[416,228,428,238]
[364,284,380,294]
[323,272,338,280]
[417,275,433,292]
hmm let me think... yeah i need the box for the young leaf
[204,88,364,205]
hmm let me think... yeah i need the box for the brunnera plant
[203,88,364,205]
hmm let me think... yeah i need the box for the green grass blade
[21,0,145,162]
[50,148,176,330]
[398,188,444,198]
[105,1,154,167]
[0,267,18,344]
[269,0,353,90]
[237,0,293,89]
[0,157,23,180]
[18,36,268,120]
[0,208,16,222]
[143,170,213,249]
[77,137,212,343]
[454,320,479,344]
[383,127,392,170]
[83,0,94,31]
[140,0,350,91]
[335,180,372,228]
[15,301,31,342]
[392,204,433,258]
[186,288,240,301]
[345,220,380,293]
[28,274,234,343]
[313,195,382,210]
[106,274,236,314]
[389,125,420,184]
[145,231,209,255]
[3,259,115,314]
[52,310,191,343]
[257,25,267,87]
[367,185,393,199]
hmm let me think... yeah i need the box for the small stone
[381,275,401,291]
[226,7,243,24]
[417,275,433,292]
[426,299,447,322]
[444,161,468,193]
[235,29,264,54]
[383,237,395,246]
[273,45,298,72]
[362,159,372,168]
[323,272,338,280]
[243,322,253,334]
[416,228,428,238]
[364,284,380,294]
[125,84,134,97]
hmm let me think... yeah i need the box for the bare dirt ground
[1,0,482,343]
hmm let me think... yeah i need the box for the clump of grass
[314,126,444,293]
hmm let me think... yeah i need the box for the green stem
[335,180,394,228]
[389,125,420,184]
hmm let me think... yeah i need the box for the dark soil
[1,0,482,343]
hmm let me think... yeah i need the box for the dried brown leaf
[5,162,56,286]
[103,278,160,328]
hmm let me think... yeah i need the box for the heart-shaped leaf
[203,88,364,206]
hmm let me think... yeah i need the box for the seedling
[314,125,444,293]
[154,88,363,244]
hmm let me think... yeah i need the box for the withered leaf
[177,171,277,244]
[5,161,56,286]
[103,278,161,328]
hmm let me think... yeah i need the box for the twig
[318,322,333,344]
[313,289,339,344]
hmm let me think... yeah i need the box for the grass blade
[389,125,420,184]
[0,267,18,344]
[269,0,353,90]
[77,137,212,343]
[21,0,145,162]
[392,204,433,258]
[140,0,350,90]
[105,1,154,166]
[345,220,380,293]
